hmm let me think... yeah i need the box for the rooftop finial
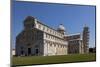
[84,24,87,27]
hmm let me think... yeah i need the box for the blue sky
[12,1,96,49]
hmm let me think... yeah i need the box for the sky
[12,1,96,49]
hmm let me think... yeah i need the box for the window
[41,25,43,30]
[53,31,54,34]
[48,29,50,32]
[55,32,56,35]
[49,35,50,39]
[49,35,50,38]
[54,44,56,47]
[61,45,62,48]
[50,44,52,46]
[47,28,49,31]
[51,30,53,34]
[43,26,45,30]
[50,36,52,39]
[58,45,59,47]
[39,24,41,29]
[63,46,64,48]
[46,34,48,38]
[54,37,55,40]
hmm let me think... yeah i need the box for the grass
[12,53,96,66]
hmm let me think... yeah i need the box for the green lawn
[12,53,96,66]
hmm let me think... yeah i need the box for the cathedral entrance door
[21,50,24,56]
[28,48,31,55]
[35,48,39,56]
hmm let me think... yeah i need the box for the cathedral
[15,16,89,56]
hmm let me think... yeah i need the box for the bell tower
[82,24,89,53]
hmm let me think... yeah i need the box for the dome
[24,16,35,22]
[58,24,65,31]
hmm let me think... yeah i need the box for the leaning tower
[82,25,89,53]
